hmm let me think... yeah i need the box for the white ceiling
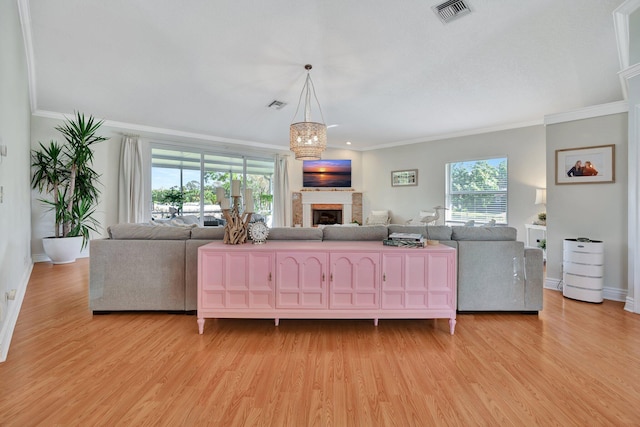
[24,0,626,151]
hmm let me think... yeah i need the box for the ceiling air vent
[433,0,471,23]
[267,100,287,110]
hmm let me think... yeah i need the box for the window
[445,157,508,225]
[151,147,274,226]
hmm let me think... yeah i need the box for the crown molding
[613,0,640,98]
[543,101,628,126]
[32,110,286,152]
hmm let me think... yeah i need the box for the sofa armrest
[185,240,218,311]
[524,247,544,310]
[90,239,186,311]
[457,240,542,312]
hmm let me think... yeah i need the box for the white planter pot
[42,236,83,264]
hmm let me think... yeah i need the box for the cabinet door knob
[269,272,272,281]
[383,273,386,281]
[322,273,325,282]
[330,273,333,282]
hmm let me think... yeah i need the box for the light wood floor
[1,260,640,426]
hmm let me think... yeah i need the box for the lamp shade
[535,188,546,205]
[290,121,327,160]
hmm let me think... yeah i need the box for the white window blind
[445,158,508,225]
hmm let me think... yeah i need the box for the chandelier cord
[291,71,325,125]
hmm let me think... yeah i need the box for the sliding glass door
[151,147,274,226]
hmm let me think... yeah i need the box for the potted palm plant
[31,112,108,264]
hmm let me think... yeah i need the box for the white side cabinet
[524,224,546,260]
[563,239,604,303]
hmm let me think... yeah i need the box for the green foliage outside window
[448,158,508,224]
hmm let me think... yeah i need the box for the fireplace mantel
[291,191,362,227]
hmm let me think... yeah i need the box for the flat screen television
[303,159,352,188]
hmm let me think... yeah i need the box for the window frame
[149,142,275,225]
[445,156,508,226]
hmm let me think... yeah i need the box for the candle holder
[222,195,252,245]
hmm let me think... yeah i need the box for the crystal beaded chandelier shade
[290,64,327,160]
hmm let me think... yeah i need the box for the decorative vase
[42,236,83,264]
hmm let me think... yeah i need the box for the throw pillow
[367,214,389,225]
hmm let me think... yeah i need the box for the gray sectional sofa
[89,224,543,314]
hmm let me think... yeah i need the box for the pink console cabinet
[197,241,457,334]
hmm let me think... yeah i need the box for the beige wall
[0,0,33,359]
[546,113,628,297]
[360,125,546,240]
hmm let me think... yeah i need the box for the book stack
[383,232,426,248]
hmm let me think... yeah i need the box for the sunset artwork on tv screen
[303,159,352,188]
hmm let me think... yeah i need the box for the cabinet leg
[274,318,279,326]
[197,318,205,334]
[373,318,378,326]
[449,318,456,335]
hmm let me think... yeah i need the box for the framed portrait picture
[555,144,615,185]
[391,169,418,187]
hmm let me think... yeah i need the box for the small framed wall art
[555,144,615,185]
[391,169,418,187]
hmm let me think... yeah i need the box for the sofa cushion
[150,217,199,228]
[387,225,453,240]
[322,225,388,241]
[267,227,323,240]
[108,223,191,240]
[451,226,516,241]
[176,215,199,225]
[190,226,225,240]
[387,224,427,237]
[426,226,453,241]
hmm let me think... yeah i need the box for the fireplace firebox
[311,204,343,226]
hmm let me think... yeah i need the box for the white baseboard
[604,287,628,302]
[624,297,636,313]
[0,261,33,362]
[544,277,563,292]
[544,277,627,302]
[32,252,49,263]
[32,250,90,263]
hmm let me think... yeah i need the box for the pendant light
[290,64,327,160]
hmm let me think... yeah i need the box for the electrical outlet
[7,289,16,300]
[0,145,6,157]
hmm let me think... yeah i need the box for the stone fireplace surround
[292,191,363,227]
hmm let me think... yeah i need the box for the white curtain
[118,135,145,223]
[272,154,290,227]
